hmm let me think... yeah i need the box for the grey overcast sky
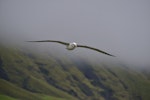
[0,0,150,66]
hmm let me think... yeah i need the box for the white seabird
[27,40,115,57]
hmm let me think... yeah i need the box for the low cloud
[0,0,150,67]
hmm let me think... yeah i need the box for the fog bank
[0,0,150,67]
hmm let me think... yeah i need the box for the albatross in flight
[27,40,115,57]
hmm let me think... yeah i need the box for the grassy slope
[0,94,67,100]
[0,46,150,100]
[0,47,77,100]
[109,66,150,100]
[0,95,17,100]
[0,79,42,100]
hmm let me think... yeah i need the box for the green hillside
[0,46,150,100]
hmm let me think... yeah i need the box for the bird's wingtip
[110,55,116,57]
[26,41,36,42]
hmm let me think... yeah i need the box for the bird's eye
[71,44,74,47]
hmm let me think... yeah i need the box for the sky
[0,0,150,67]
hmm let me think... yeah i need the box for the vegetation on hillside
[0,46,150,100]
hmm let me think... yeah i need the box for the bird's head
[66,42,77,50]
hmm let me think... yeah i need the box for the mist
[0,0,150,67]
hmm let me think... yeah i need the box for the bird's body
[66,42,77,50]
[27,40,115,57]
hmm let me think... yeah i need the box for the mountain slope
[0,46,150,100]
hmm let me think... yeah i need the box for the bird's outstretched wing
[27,40,69,45]
[77,45,115,57]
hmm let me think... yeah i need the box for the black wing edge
[77,45,116,57]
[26,40,69,45]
